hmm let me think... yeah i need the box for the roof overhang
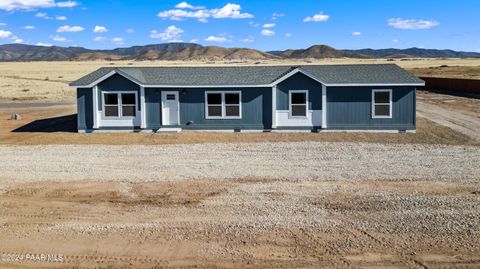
[69,67,425,89]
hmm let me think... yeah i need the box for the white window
[205,91,241,119]
[102,91,137,118]
[289,90,308,118]
[372,89,392,118]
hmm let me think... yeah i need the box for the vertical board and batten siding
[144,88,271,130]
[326,86,416,130]
[96,74,141,109]
[276,72,322,110]
[145,88,162,129]
[77,88,93,131]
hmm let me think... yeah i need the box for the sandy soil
[1,58,479,103]
[0,178,479,268]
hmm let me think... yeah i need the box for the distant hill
[343,47,480,58]
[270,45,371,59]
[1,43,479,61]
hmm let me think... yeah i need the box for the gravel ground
[0,142,479,184]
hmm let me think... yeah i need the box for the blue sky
[0,0,479,51]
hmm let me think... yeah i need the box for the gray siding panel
[327,86,415,130]
[97,73,141,111]
[76,88,93,131]
[179,88,268,129]
[145,88,161,129]
[276,72,323,111]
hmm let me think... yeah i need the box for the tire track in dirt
[292,228,352,268]
[343,225,429,269]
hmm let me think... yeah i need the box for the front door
[161,91,179,125]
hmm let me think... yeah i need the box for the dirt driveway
[0,142,479,268]
[417,91,480,142]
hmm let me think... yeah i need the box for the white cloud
[150,25,184,42]
[272,12,284,20]
[0,22,6,26]
[51,35,70,42]
[57,25,84,32]
[93,25,108,33]
[94,36,106,42]
[126,28,134,33]
[388,18,439,30]
[249,21,259,27]
[285,33,292,38]
[393,39,399,43]
[352,31,361,36]
[261,29,275,36]
[241,35,254,43]
[157,9,210,22]
[190,38,198,43]
[175,2,204,9]
[36,12,67,20]
[0,30,13,39]
[0,0,79,11]
[210,3,253,19]
[111,37,124,45]
[204,35,228,42]
[24,25,36,29]
[56,1,78,7]
[157,3,252,22]
[35,12,49,18]
[303,12,329,22]
[36,42,52,46]
[14,38,23,43]
[263,23,275,28]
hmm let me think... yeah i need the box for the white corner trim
[140,86,146,129]
[321,85,327,129]
[272,85,277,128]
[93,85,99,129]
[371,89,393,119]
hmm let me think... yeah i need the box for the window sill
[372,116,392,119]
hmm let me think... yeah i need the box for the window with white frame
[103,92,137,118]
[372,89,392,118]
[289,90,308,117]
[205,91,241,119]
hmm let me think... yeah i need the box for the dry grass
[409,65,480,80]
[1,58,479,103]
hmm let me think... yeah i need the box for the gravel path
[0,142,478,183]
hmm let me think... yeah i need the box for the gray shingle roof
[69,64,424,87]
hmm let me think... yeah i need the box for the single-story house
[69,64,424,132]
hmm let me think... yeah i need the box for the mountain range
[0,43,479,61]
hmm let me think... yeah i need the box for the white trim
[69,68,425,89]
[371,89,392,119]
[92,85,99,129]
[271,68,325,86]
[321,85,327,129]
[205,91,242,119]
[102,91,138,119]
[289,90,309,119]
[140,86,146,129]
[161,91,180,126]
[272,85,277,128]
[156,127,181,133]
[276,110,321,127]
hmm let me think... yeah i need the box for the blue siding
[97,74,141,111]
[326,86,416,130]
[145,88,161,129]
[144,88,271,130]
[76,88,93,131]
[276,72,322,110]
